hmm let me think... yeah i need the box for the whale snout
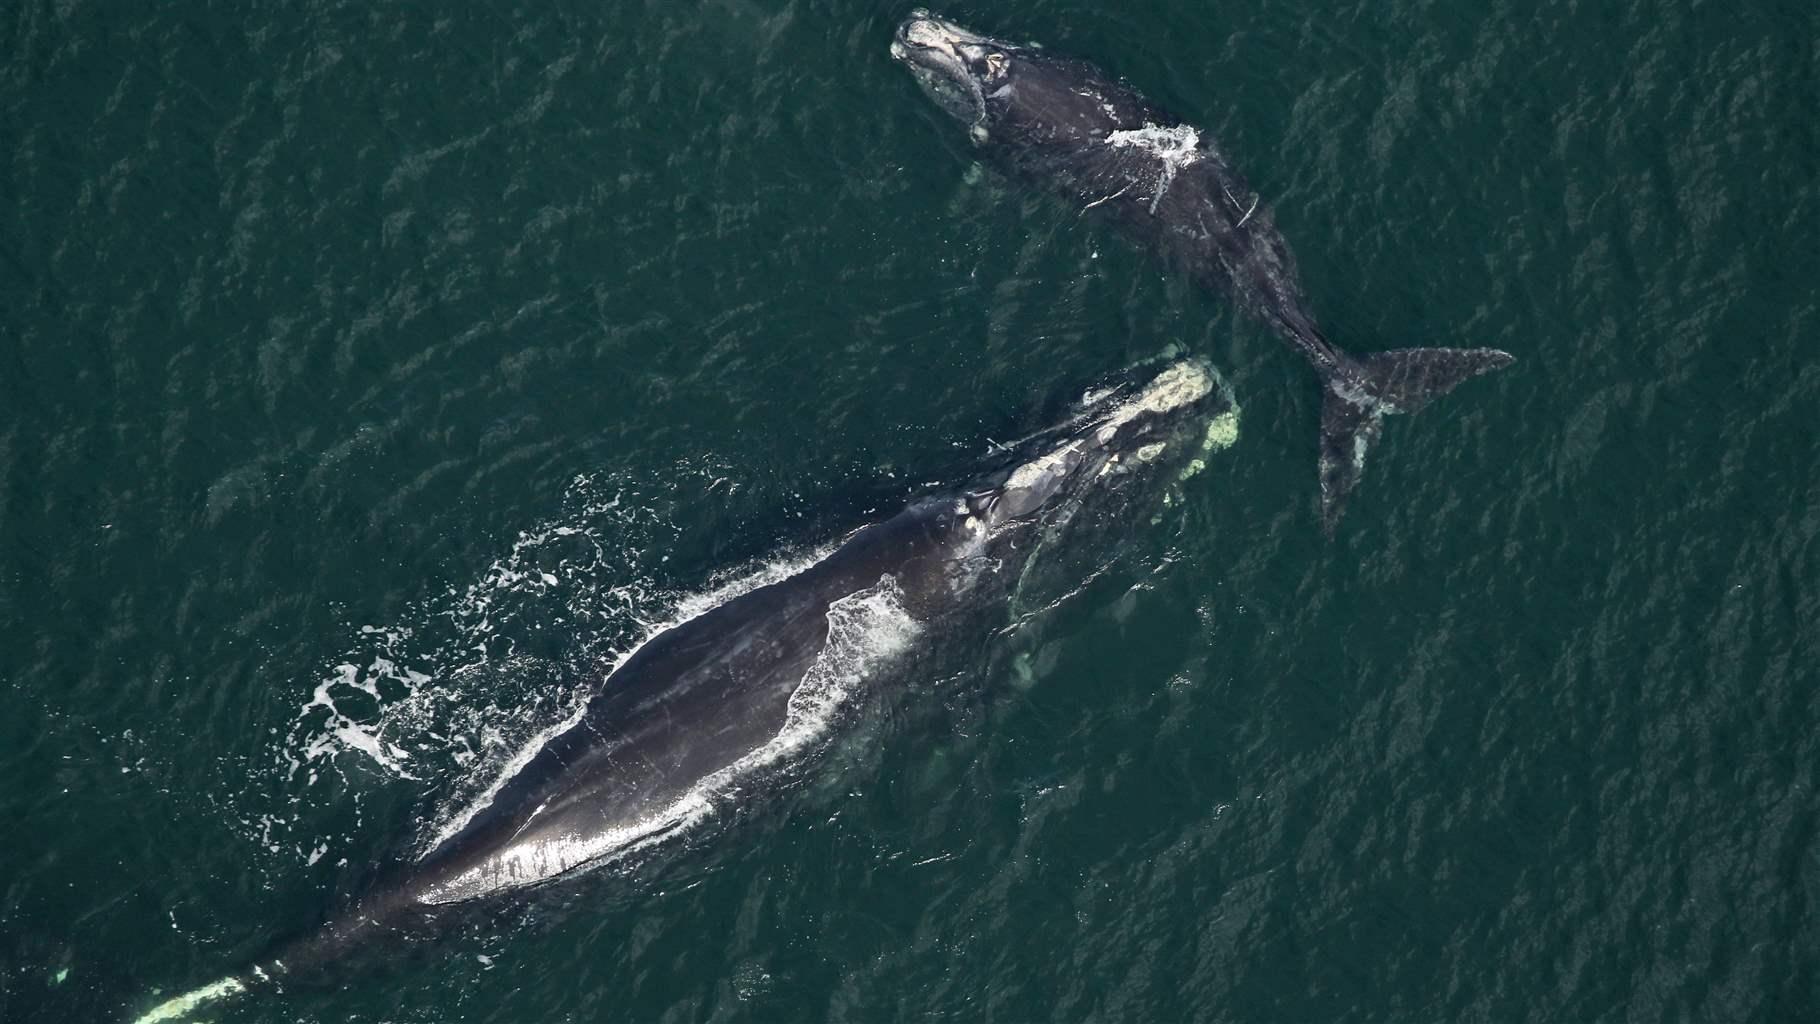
[891,10,996,64]
[892,10,1011,132]
[976,361,1227,529]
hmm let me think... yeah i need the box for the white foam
[672,542,839,623]
[283,476,648,787]
[1105,122,1203,212]
[257,467,717,864]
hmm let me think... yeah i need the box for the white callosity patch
[1178,402,1243,482]
[1001,362,1217,496]
[892,17,993,137]
[1105,122,1203,213]
[1105,363,1220,470]
[1109,361,1236,485]
[1095,361,1215,436]
[421,576,919,904]
[1003,441,1082,495]
[1204,405,1242,451]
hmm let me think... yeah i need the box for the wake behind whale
[892,10,1514,530]
[128,360,1239,1022]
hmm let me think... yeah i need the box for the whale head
[966,361,1235,534]
[891,10,1129,148]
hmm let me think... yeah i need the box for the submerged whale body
[130,360,1238,1022]
[891,11,1514,530]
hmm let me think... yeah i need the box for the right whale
[126,359,1236,1024]
[891,10,1514,531]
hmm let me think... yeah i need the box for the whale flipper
[1318,346,1514,532]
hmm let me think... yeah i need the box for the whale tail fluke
[127,904,383,1023]
[1317,346,1514,532]
[128,973,256,1024]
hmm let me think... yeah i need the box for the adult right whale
[891,10,1514,531]
[127,359,1237,1023]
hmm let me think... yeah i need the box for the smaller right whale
[891,11,1514,531]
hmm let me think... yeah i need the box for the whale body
[130,360,1237,1022]
[891,10,1513,530]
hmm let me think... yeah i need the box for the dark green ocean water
[4,1,1817,1021]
